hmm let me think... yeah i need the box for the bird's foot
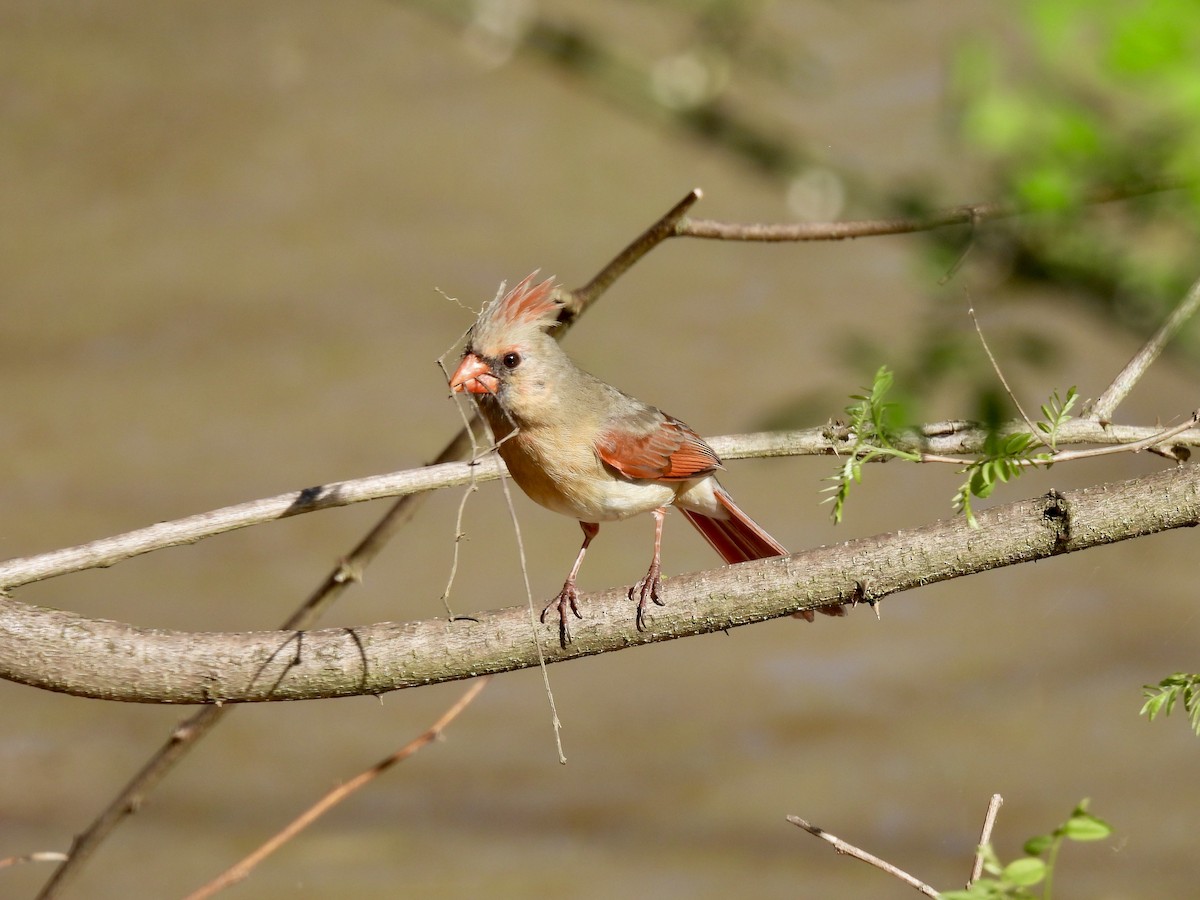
[630,562,664,632]
[540,581,583,647]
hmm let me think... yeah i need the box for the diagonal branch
[29,189,705,898]
[787,815,939,898]
[1089,272,1200,424]
[3,463,1197,704]
[182,677,491,900]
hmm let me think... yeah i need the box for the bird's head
[449,272,566,419]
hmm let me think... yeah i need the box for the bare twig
[31,416,1200,591]
[561,188,702,318]
[452,386,568,762]
[787,815,939,898]
[0,455,498,590]
[1090,273,1200,423]
[496,451,567,763]
[968,793,1005,887]
[7,418,1200,593]
[969,307,1047,449]
[914,412,1200,466]
[0,851,69,870]
[183,676,490,900]
[1031,412,1199,463]
[678,178,1183,242]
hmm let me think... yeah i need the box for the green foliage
[941,800,1112,900]
[827,369,1081,526]
[823,366,919,523]
[1036,387,1078,449]
[953,387,1076,526]
[1141,673,1200,735]
[949,0,1200,356]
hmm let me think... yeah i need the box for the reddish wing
[596,412,722,482]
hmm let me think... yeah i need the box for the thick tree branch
[3,463,1196,703]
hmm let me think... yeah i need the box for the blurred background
[3,1,1198,897]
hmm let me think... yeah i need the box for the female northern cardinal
[450,272,843,642]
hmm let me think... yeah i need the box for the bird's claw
[630,564,663,632]
[541,582,583,647]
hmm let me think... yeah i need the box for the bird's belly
[501,435,675,523]
[563,477,675,522]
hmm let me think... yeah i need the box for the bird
[449,272,844,643]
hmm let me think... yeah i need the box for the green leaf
[1003,432,1034,455]
[1002,855,1047,886]
[1063,812,1112,842]
[1141,673,1200,734]
[1022,833,1054,856]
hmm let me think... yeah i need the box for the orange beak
[450,352,499,395]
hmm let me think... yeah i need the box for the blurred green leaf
[1002,855,1047,886]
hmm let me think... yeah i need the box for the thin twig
[787,815,939,898]
[936,209,979,285]
[914,412,1200,466]
[968,794,1005,887]
[969,307,1047,449]
[678,176,1183,242]
[1090,273,1200,423]
[448,375,567,762]
[1031,412,1199,462]
[563,188,702,318]
[8,418,1200,593]
[0,851,69,870]
[183,677,490,900]
[437,358,490,620]
[496,450,567,764]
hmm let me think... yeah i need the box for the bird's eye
[501,351,521,370]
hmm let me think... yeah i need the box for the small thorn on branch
[333,559,363,585]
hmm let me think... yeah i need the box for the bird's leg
[541,521,598,646]
[631,507,667,631]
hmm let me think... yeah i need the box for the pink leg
[630,508,667,631]
[541,521,599,646]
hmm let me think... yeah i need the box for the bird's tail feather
[680,484,845,621]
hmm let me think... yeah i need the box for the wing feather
[595,412,721,482]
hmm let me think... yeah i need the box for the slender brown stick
[561,188,702,318]
[787,815,940,897]
[184,676,490,900]
[969,307,1047,447]
[1090,273,1200,423]
[968,794,1005,887]
[0,851,69,870]
[0,453,497,590]
[678,177,1183,242]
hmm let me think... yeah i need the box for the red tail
[680,485,844,620]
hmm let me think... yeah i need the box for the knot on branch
[1042,488,1071,552]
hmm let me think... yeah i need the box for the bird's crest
[476,271,560,336]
